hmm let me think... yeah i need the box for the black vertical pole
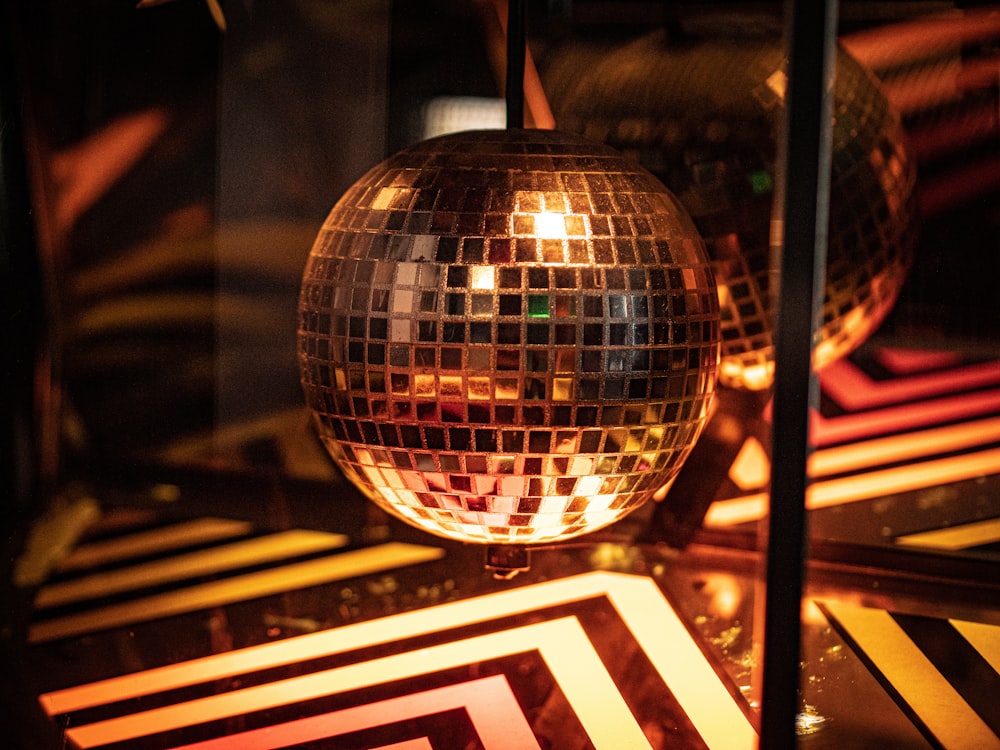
[759,0,837,746]
[505,0,525,129]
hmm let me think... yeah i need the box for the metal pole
[505,0,525,129]
[759,0,837,746]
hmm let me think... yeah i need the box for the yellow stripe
[896,517,1000,551]
[950,619,1000,675]
[35,529,349,609]
[706,446,1000,526]
[29,543,443,644]
[57,517,254,572]
[821,601,997,750]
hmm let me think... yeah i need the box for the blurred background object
[3,0,998,547]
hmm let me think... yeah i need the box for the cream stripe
[29,542,442,644]
[40,571,756,749]
[601,573,756,749]
[821,601,998,750]
[950,619,1000,675]
[67,618,649,749]
[35,529,350,609]
[896,517,1000,551]
[57,517,254,572]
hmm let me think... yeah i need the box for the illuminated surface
[39,571,757,749]
[298,128,720,545]
[33,528,349,609]
[168,676,542,750]
[819,601,1000,749]
[543,35,917,389]
[895,518,1000,551]
[706,348,1000,529]
[28,541,442,644]
[51,517,254,572]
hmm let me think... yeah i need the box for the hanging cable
[505,0,525,128]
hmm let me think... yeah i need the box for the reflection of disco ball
[543,32,917,390]
[298,129,720,545]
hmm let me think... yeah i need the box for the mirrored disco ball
[298,128,721,545]
[542,32,917,390]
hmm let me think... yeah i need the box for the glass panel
[4,2,998,749]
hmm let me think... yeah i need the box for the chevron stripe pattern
[705,346,1000,550]
[27,515,443,645]
[819,599,1000,749]
[36,571,755,749]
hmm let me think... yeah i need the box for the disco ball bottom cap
[485,544,532,579]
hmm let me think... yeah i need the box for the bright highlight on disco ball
[543,33,917,391]
[298,128,721,546]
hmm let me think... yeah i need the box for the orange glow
[706,447,1000,527]
[728,437,770,491]
[51,108,171,237]
[819,601,999,749]
[34,529,349,610]
[55,517,253,573]
[919,153,1000,218]
[699,573,743,620]
[819,357,1000,413]
[532,211,569,239]
[65,618,639,749]
[884,55,1000,114]
[811,415,1000,477]
[484,0,557,129]
[812,388,1000,447]
[41,572,756,749]
[168,676,540,750]
[725,414,1000,496]
[840,7,1000,72]
[720,360,774,392]
[874,347,964,375]
[29,543,443,644]
[896,518,1000,551]
[951,619,1000,675]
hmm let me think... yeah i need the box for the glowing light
[44,572,756,749]
[875,347,964,375]
[532,211,569,239]
[895,517,1000,551]
[766,69,788,98]
[811,387,1000,447]
[53,517,253,573]
[728,436,770,491]
[951,619,1000,674]
[705,446,1000,527]
[700,573,742,620]
[820,356,1000,412]
[33,530,349,610]
[470,265,496,290]
[28,543,443,644]
[167,676,540,750]
[818,602,999,749]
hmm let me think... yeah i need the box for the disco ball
[298,128,720,546]
[542,32,917,390]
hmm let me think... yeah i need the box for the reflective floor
[4,380,999,749]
